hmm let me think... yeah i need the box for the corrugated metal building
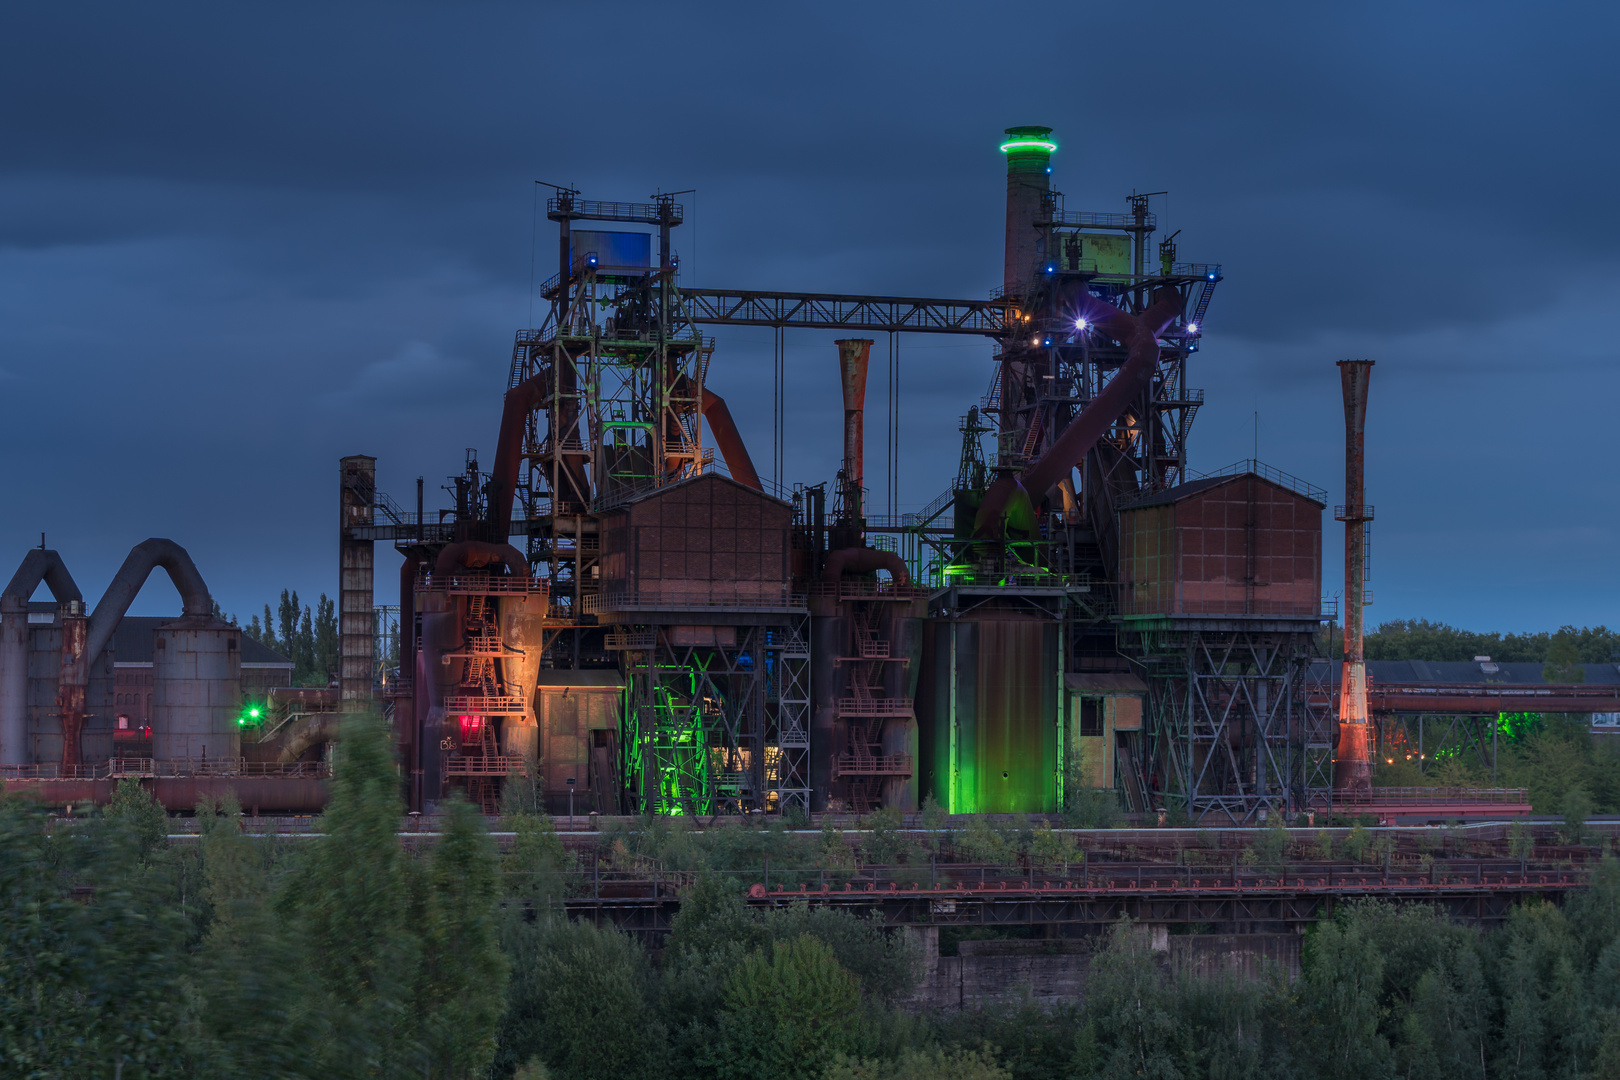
[1120,473,1323,618]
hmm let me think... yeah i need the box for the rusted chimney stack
[835,338,873,520]
[1334,359,1375,792]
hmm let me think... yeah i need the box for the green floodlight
[999,137,1057,153]
[237,703,264,727]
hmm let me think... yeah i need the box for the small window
[1080,698,1103,737]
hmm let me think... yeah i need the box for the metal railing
[444,754,530,777]
[442,695,529,715]
[1185,458,1328,503]
[418,574,547,596]
[808,580,925,602]
[1343,787,1531,806]
[833,753,913,776]
[835,697,915,717]
[0,758,331,780]
[583,584,806,613]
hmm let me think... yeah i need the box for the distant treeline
[1321,619,1620,668]
[227,588,339,686]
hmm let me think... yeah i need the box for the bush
[1563,788,1594,845]
[959,816,1019,866]
[710,936,861,1080]
[827,1046,1012,1080]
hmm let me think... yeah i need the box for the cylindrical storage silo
[153,616,241,764]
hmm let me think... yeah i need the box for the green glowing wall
[918,616,1058,814]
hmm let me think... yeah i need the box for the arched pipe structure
[973,287,1185,539]
[822,546,910,587]
[701,387,763,491]
[85,539,213,661]
[487,372,767,539]
[1,550,83,765]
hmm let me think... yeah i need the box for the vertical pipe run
[57,605,86,768]
[1334,360,1375,791]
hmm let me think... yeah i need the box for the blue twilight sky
[1,1,1615,632]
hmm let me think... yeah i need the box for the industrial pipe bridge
[549,859,1589,935]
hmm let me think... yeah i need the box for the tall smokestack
[1000,126,1055,298]
[835,339,872,523]
[1334,360,1375,792]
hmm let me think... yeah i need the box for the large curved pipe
[487,371,554,540]
[974,287,1184,539]
[434,541,529,579]
[1,550,83,765]
[701,387,763,491]
[278,710,341,764]
[822,546,910,587]
[85,539,212,661]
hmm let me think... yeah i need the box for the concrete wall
[903,926,1301,1011]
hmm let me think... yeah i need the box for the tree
[1076,921,1182,1080]
[493,918,660,1080]
[413,797,507,1079]
[314,594,340,682]
[281,714,420,1078]
[1544,630,1585,684]
[0,796,192,1077]
[710,935,862,1080]
[277,590,299,658]
[1301,918,1390,1080]
[189,795,308,1079]
[296,606,316,683]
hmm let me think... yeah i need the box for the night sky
[2,2,1615,632]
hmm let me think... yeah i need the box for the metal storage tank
[152,615,242,762]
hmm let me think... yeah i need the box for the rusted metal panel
[1120,474,1323,618]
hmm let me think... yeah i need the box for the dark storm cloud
[1,0,1616,629]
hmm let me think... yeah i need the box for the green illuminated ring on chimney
[999,138,1057,153]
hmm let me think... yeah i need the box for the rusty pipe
[57,610,87,769]
[399,555,418,670]
[433,541,529,579]
[836,339,873,496]
[487,370,553,540]
[1335,359,1375,792]
[821,546,910,587]
[973,288,1184,539]
[700,387,763,491]
[1,549,82,765]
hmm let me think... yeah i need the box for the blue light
[1206,271,1217,281]
[1044,263,1056,274]
[588,255,598,266]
